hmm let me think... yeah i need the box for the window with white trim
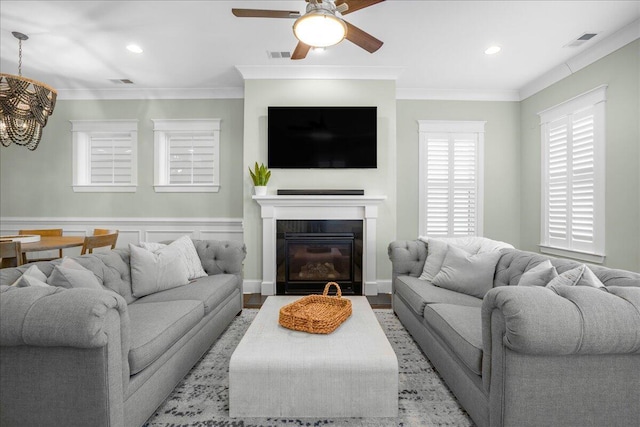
[152,119,221,193]
[539,85,606,263]
[418,120,485,237]
[71,120,138,192]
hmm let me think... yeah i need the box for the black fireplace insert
[276,220,363,295]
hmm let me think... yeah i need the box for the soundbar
[277,189,365,196]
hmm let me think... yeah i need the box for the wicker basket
[278,282,352,334]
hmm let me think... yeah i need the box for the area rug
[144,309,474,427]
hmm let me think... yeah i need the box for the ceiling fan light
[293,11,347,48]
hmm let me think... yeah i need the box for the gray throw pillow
[15,274,51,288]
[518,260,559,287]
[432,245,502,298]
[11,265,48,287]
[129,243,190,297]
[546,264,607,293]
[47,265,103,290]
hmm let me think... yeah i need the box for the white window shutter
[419,121,485,239]
[168,134,216,185]
[90,133,134,184]
[539,85,606,262]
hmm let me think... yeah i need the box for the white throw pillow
[546,264,607,293]
[418,236,513,282]
[432,245,502,298]
[518,260,559,287]
[11,265,48,287]
[140,236,207,280]
[129,244,190,297]
[418,238,451,281]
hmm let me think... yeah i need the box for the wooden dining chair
[19,228,64,261]
[1,240,24,268]
[81,231,119,255]
[92,228,117,236]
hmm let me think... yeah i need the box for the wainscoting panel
[1,217,244,254]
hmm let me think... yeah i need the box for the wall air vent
[267,51,292,59]
[564,32,598,47]
[109,78,135,84]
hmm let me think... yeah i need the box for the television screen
[268,106,377,169]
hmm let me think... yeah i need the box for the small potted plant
[249,162,271,196]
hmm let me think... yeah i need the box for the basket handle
[323,282,342,298]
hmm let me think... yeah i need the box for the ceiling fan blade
[232,9,301,19]
[291,42,311,60]
[344,21,383,53]
[336,0,385,15]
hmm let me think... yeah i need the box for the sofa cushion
[134,274,238,315]
[423,303,483,375]
[127,300,203,374]
[432,246,502,298]
[395,275,482,317]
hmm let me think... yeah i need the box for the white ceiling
[1,1,639,100]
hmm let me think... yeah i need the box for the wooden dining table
[20,236,85,255]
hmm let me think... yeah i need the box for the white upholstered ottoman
[229,296,398,418]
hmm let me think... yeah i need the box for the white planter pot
[254,186,268,196]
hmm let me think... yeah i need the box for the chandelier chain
[18,39,23,76]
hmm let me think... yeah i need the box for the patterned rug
[144,309,474,427]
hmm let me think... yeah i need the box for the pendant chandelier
[0,31,57,151]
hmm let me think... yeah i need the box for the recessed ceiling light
[484,46,501,55]
[126,44,143,54]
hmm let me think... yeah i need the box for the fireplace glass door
[284,233,354,294]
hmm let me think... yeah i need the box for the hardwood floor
[243,293,392,309]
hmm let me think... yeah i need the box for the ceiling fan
[232,0,385,60]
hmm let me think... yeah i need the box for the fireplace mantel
[253,194,386,295]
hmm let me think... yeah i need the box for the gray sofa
[388,240,640,427]
[0,239,246,427]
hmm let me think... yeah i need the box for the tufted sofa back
[494,248,640,288]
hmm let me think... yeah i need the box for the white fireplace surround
[253,194,387,295]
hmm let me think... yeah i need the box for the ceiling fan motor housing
[294,0,348,48]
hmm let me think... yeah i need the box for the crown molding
[56,87,244,100]
[396,88,520,102]
[519,18,640,100]
[235,65,405,81]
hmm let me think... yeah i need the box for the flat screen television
[268,106,377,168]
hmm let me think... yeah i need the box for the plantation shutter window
[539,85,606,263]
[90,133,134,184]
[71,120,138,192]
[418,121,485,238]
[153,119,221,193]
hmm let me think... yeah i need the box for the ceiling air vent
[267,51,292,59]
[109,78,135,84]
[564,32,598,48]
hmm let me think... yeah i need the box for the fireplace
[277,220,363,295]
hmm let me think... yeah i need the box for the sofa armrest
[387,240,428,286]
[194,239,247,277]
[482,285,640,357]
[1,285,129,349]
[0,285,130,426]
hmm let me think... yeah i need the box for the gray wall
[520,40,640,272]
[396,100,521,247]
[0,99,245,218]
